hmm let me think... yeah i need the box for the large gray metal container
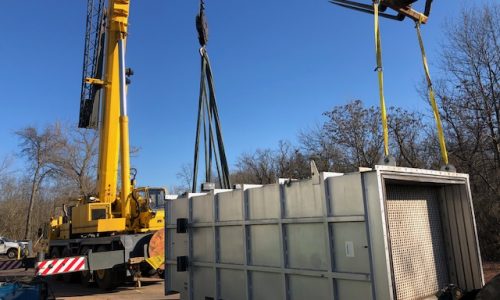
[165,166,484,300]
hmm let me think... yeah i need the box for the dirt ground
[0,267,178,300]
[0,262,498,299]
[49,277,179,300]
[483,261,500,283]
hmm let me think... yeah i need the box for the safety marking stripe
[72,258,86,272]
[36,256,86,276]
[0,260,22,270]
[60,257,77,273]
[51,257,70,275]
[37,259,53,270]
[45,258,64,275]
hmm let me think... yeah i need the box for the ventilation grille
[386,185,449,300]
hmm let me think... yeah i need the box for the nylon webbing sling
[415,19,450,167]
[374,1,391,158]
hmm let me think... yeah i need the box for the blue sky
[0,0,492,189]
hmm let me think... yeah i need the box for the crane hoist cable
[192,0,231,192]
[373,1,391,160]
[415,19,453,170]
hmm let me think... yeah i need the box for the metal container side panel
[250,271,284,300]
[286,223,328,270]
[284,180,323,218]
[217,189,244,221]
[327,173,365,216]
[166,197,189,260]
[192,227,214,263]
[336,279,373,300]
[192,267,215,300]
[166,264,187,297]
[167,196,189,226]
[192,194,214,223]
[331,222,370,274]
[439,184,484,290]
[249,224,281,267]
[288,275,331,300]
[165,196,189,296]
[461,179,485,287]
[219,269,246,299]
[362,171,393,300]
[219,226,245,264]
[247,184,281,219]
[166,228,185,260]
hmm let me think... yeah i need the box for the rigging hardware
[192,0,231,192]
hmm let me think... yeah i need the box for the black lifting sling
[192,0,231,192]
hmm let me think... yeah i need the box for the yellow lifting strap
[415,20,450,165]
[374,1,390,157]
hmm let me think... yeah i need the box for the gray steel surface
[165,166,484,300]
[87,250,125,271]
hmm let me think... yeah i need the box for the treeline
[0,4,497,261]
[0,125,97,240]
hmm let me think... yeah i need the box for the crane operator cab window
[138,188,165,211]
[149,188,166,210]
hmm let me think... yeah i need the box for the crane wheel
[95,245,118,290]
[49,247,60,259]
[79,246,94,287]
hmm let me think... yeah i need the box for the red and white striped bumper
[36,256,87,276]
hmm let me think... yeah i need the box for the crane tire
[80,246,93,287]
[95,245,118,290]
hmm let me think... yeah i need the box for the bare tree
[274,141,310,179]
[388,107,431,168]
[299,124,345,172]
[322,100,383,169]
[232,141,311,185]
[16,124,65,240]
[300,101,433,171]
[0,176,27,238]
[0,156,13,177]
[233,148,276,184]
[174,163,194,194]
[53,126,98,198]
[434,3,500,260]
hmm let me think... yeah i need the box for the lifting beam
[330,0,433,23]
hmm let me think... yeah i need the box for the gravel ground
[49,277,179,300]
[0,261,498,299]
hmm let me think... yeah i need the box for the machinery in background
[0,237,24,260]
[47,0,165,290]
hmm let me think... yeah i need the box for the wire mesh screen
[386,185,449,300]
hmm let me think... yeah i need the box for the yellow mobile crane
[47,0,165,289]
